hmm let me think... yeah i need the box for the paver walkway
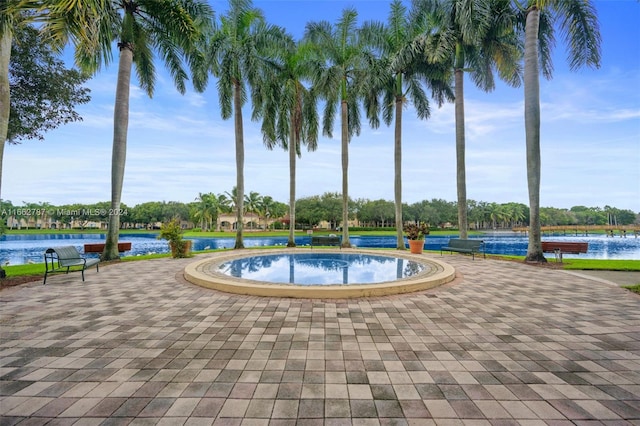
[1,254,639,425]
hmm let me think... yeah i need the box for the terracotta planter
[170,239,192,258]
[408,239,424,254]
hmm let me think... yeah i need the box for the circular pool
[184,249,456,298]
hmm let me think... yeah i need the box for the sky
[3,0,640,212]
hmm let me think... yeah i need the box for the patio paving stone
[1,253,639,424]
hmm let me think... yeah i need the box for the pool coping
[183,248,456,298]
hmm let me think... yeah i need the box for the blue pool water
[216,252,428,285]
[1,232,639,265]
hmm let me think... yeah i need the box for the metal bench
[541,241,588,262]
[441,238,485,260]
[43,246,100,285]
[311,235,342,249]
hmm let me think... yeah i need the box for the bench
[84,242,132,253]
[43,246,100,285]
[541,241,588,262]
[441,239,485,260]
[311,235,341,248]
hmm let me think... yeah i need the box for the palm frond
[555,0,601,70]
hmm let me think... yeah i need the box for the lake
[1,232,639,266]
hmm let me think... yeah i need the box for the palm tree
[193,192,218,230]
[427,0,521,240]
[257,38,319,246]
[305,8,374,248]
[244,190,261,230]
[517,0,600,262]
[361,0,453,250]
[32,0,213,260]
[258,195,276,231]
[207,0,283,249]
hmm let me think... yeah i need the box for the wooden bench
[311,235,341,248]
[84,242,132,253]
[43,246,100,285]
[441,239,485,260]
[541,241,588,262]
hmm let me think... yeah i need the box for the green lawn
[623,284,640,294]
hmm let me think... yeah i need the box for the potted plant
[403,222,430,254]
[159,218,192,258]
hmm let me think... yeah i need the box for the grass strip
[623,284,640,294]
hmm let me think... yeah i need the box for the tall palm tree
[305,8,374,248]
[31,0,213,260]
[207,0,283,249]
[361,0,453,250]
[517,0,600,262]
[428,0,521,240]
[258,38,319,246]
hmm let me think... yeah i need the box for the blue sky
[4,0,640,212]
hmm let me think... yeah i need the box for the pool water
[216,252,428,285]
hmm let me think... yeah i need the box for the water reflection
[217,253,428,286]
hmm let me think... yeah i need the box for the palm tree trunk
[394,93,404,250]
[455,67,468,239]
[233,81,245,249]
[103,47,133,261]
[0,29,11,205]
[287,109,297,247]
[340,99,351,248]
[524,7,546,262]
[0,30,9,278]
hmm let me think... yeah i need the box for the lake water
[1,232,639,265]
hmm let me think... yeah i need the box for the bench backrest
[541,241,588,253]
[53,246,82,260]
[447,239,482,250]
[312,236,341,245]
[46,246,83,267]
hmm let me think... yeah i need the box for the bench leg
[553,249,563,263]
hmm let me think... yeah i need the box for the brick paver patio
[1,253,639,425]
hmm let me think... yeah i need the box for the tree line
[1,0,602,264]
[3,192,636,231]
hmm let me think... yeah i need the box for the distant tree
[130,201,164,227]
[358,199,395,227]
[295,196,325,228]
[193,192,217,230]
[244,191,262,229]
[320,192,348,230]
